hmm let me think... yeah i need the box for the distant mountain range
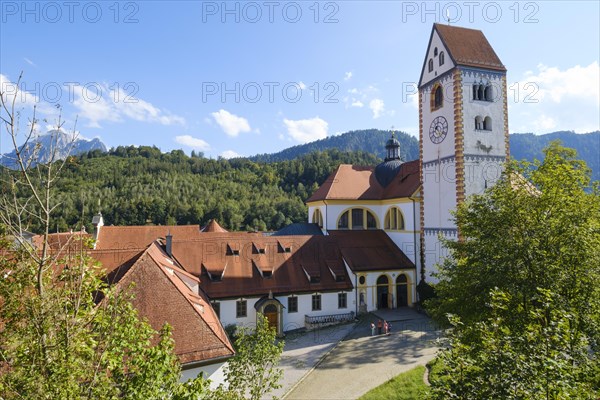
[252,129,600,182]
[0,130,107,169]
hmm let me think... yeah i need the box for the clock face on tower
[429,116,448,144]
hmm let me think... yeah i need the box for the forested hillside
[252,129,599,181]
[252,129,419,162]
[0,147,380,233]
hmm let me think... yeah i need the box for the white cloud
[522,62,599,105]
[351,100,364,108]
[211,109,251,137]
[344,72,353,81]
[510,62,600,133]
[298,81,307,90]
[348,88,359,94]
[221,150,241,159]
[369,98,385,119]
[71,83,186,128]
[283,117,328,143]
[24,57,36,66]
[175,135,210,151]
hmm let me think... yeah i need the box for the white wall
[420,29,456,87]
[216,291,354,333]
[181,361,227,389]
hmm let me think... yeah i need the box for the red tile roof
[307,160,420,202]
[329,230,415,271]
[111,242,234,365]
[94,225,201,251]
[201,220,228,233]
[171,234,353,299]
[434,23,505,71]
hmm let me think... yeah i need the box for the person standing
[370,322,375,336]
[377,319,383,335]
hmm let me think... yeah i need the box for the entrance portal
[396,274,408,307]
[376,275,389,309]
[264,304,278,330]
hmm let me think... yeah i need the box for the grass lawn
[358,365,429,400]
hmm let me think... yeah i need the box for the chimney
[166,231,173,257]
[91,212,104,247]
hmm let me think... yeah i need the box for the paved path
[284,309,440,400]
[271,322,358,399]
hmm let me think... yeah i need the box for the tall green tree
[221,314,285,400]
[0,78,210,399]
[427,142,600,398]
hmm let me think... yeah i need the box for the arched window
[338,210,349,229]
[428,59,433,72]
[312,208,323,228]
[337,208,378,230]
[475,116,483,130]
[430,84,443,111]
[484,116,492,131]
[434,47,438,57]
[384,207,405,231]
[473,84,479,100]
[439,51,445,66]
[478,85,485,101]
[484,84,493,101]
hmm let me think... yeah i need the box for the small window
[484,116,492,131]
[351,208,363,229]
[434,85,443,109]
[288,296,298,313]
[384,207,405,230]
[337,211,349,229]
[475,116,483,130]
[338,292,347,309]
[428,59,433,72]
[312,294,321,311]
[434,47,438,56]
[312,208,323,228]
[212,302,220,319]
[236,299,247,318]
[484,85,493,101]
[359,275,366,285]
[439,51,445,66]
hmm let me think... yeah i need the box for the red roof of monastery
[110,241,234,365]
[434,23,505,71]
[200,219,228,233]
[170,234,353,299]
[307,159,420,202]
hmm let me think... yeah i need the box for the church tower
[418,24,509,281]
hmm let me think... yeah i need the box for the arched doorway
[264,304,278,331]
[377,275,390,309]
[396,274,408,307]
[254,296,284,336]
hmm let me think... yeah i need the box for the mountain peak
[0,130,107,169]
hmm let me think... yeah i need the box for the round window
[358,276,366,285]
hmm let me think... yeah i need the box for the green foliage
[0,147,380,233]
[427,142,600,398]
[221,314,285,400]
[0,242,210,399]
[430,290,597,399]
[359,365,429,400]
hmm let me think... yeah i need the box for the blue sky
[1,1,599,158]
